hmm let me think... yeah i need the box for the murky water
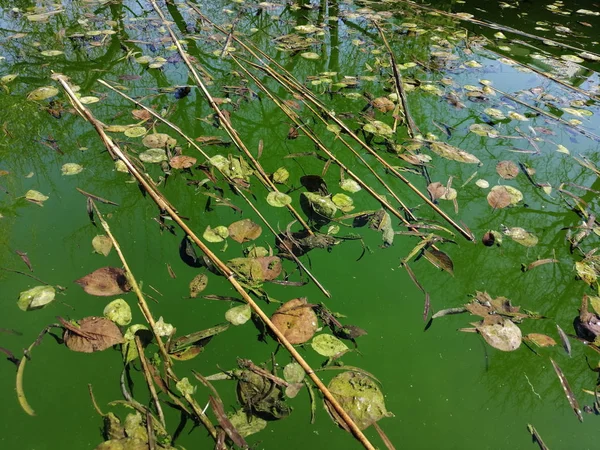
[1,1,600,448]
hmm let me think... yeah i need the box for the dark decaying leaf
[326,371,391,431]
[550,358,583,422]
[236,369,291,420]
[74,267,131,296]
[423,249,454,276]
[60,316,124,353]
[209,396,248,448]
[228,219,263,243]
[180,236,202,267]
[271,298,318,344]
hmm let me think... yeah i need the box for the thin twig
[135,335,167,428]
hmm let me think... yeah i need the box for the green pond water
[1,0,600,448]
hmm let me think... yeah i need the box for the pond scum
[2,0,600,448]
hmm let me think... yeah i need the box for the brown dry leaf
[487,186,511,208]
[255,256,282,281]
[496,161,519,179]
[427,182,456,200]
[271,298,318,344]
[61,316,124,353]
[525,333,556,347]
[228,219,263,243]
[131,109,152,121]
[74,267,131,296]
[372,97,395,112]
[170,155,197,169]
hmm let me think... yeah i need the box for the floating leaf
[501,226,538,247]
[75,267,131,296]
[62,316,124,353]
[340,179,361,193]
[139,148,167,163]
[332,193,354,211]
[372,97,395,112]
[189,273,208,298]
[476,318,522,351]
[469,123,499,137]
[142,133,176,148]
[123,126,147,138]
[496,161,518,179]
[169,155,196,169]
[27,86,59,101]
[575,261,597,285]
[92,235,112,256]
[561,54,584,63]
[429,141,480,164]
[302,192,337,219]
[176,377,196,396]
[228,219,262,243]
[363,120,394,137]
[228,409,267,437]
[300,52,320,60]
[61,163,83,175]
[17,285,55,311]
[311,334,349,357]
[272,167,289,184]
[525,333,556,347]
[427,182,456,200]
[327,371,390,431]
[508,111,528,121]
[103,299,132,326]
[79,96,99,105]
[1,74,18,84]
[283,362,305,383]
[25,190,49,205]
[203,225,229,243]
[487,185,522,208]
[225,304,251,326]
[476,179,489,188]
[424,249,454,275]
[267,191,292,207]
[484,108,506,120]
[271,298,318,344]
[40,49,64,57]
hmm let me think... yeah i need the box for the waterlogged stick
[57,75,377,450]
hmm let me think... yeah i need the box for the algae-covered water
[1,0,600,449]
